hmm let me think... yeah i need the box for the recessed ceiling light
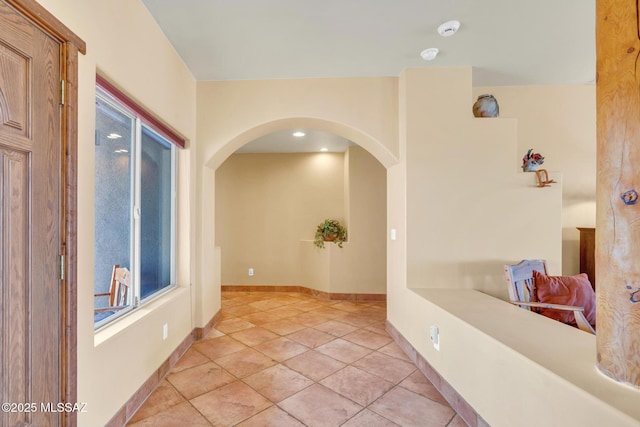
[113,149,128,154]
[293,131,305,137]
[438,20,460,37]
[107,133,122,139]
[320,147,328,152]
[420,48,439,61]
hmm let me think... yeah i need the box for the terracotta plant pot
[323,233,338,242]
[314,219,347,248]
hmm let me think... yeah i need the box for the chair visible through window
[95,264,131,314]
[504,259,595,334]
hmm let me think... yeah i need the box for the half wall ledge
[396,288,640,427]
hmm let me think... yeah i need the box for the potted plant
[314,219,347,248]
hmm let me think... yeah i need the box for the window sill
[94,285,188,347]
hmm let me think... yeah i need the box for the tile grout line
[234,300,432,425]
[211,297,381,424]
[129,292,458,426]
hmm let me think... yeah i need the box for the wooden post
[596,0,640,387]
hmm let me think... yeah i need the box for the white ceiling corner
[140,0,596,153]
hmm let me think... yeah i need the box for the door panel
[1,147,30,426]
[0,41,29,137]
[0,1,61,426]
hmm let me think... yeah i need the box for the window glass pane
[140,126,173,300]
[94,96,133,323]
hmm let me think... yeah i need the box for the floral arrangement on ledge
[522,149,545,172]
[314,219,347,248]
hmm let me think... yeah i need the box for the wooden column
[596,0,640,387]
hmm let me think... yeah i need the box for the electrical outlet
[163,323,168,340]
[248,268,254,276]
[429,325,439,351]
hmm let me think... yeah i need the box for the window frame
[94,76,181,330]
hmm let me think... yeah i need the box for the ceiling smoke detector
[438,20,460,37]
[420,48,439,61]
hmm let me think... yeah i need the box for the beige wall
[197,67,629,425]
[328,146,387,294]
[197,78,399,170]
[199,69,623,425]
[196,76,399,328]
[36,1,197,425]
[387,68,635,425]
[23,1,621,425]
[215,152,345,285]
[216,146,387,294]
[473,85,597,275]
[403,68,562,299]
[299,146,388,294]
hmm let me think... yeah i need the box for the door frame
[4,1,85,426]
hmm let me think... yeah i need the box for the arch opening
[211,118,390,298]
[205,117,397,171]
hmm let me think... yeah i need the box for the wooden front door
[0,1,62,425]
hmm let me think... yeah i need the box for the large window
[94,78,179,328]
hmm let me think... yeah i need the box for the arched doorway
[212,123,389,298]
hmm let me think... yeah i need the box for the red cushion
[532,270,596,327]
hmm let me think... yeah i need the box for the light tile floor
[127,291,466,427]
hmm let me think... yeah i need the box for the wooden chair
[95,264,131,313]
[504,259,595,334]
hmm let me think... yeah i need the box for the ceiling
[235,129,354,154]
[141,0,595,152]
